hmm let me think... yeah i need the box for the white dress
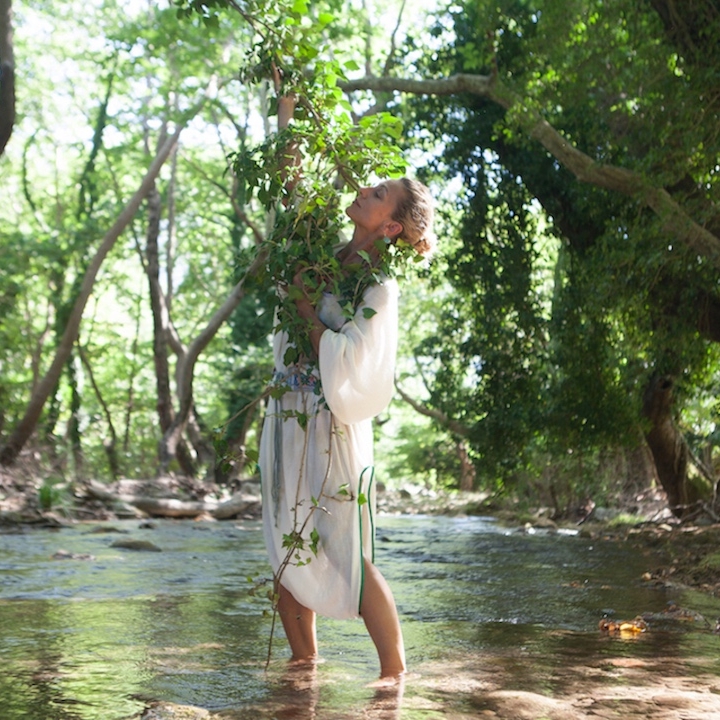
[259,278,399,619]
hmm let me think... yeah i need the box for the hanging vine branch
[161,0,419,468]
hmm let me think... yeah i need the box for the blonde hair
[392,178,437,257]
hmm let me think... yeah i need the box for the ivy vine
[177,0,420,666]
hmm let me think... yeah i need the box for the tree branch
[340,73,720,268]
[394,379,470,437]
[159,246,270,469]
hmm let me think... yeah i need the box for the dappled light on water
[1,516,720,718]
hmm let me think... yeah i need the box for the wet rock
[532,516,558,530]
[110,539,162,552]
[483,690,579,720]
[84,525,129,534]
[140,702,210,719]
[52,549,95,560]
[213,491,261,520]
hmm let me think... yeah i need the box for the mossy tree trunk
[642,375,700,517]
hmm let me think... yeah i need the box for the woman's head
[391,178,436,257]
[345,178,436,258]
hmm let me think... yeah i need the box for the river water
[1,514,720,720]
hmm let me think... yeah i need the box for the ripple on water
[0,516,719,719]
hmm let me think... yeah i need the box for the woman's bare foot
[366,673,406,688]
[288,655,324,666]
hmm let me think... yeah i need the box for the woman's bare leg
[277,583,318,662]
[360,558,406,680]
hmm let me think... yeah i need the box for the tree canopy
[1,0,719,519]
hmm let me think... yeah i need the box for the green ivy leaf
[287,285,304,300]
[283,346,299,366]
[309,528,320,555]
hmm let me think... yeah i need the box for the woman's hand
[272,61,297,130]
[291,269,314,318]
[292,269,328,358]
[278,94,297,130]
[273,61,300,198]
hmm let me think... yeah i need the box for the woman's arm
[277,94,301,196]
[318,280,399,425]
[277,93,296,131]
[292,270,328,357]
[274,64,301,197]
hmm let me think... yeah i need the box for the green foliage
[9,0,720,514]
[2,0,259,477]
[386,422,464,489]
[403,0,720,505]
[181,0,417,381]
[281,527,319,566]
[37,478,66,511]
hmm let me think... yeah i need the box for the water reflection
[270,664,321,720]
[229,664,406,720]
[0,516,719,719]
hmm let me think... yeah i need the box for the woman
[259,94,436,683]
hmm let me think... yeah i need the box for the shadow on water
[1,515,720,719]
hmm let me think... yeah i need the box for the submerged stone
[110,538,162,552]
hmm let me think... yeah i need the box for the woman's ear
[384,220,403,239]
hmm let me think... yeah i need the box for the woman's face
[345,180,405,239]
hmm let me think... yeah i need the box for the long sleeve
[318,278,399,425]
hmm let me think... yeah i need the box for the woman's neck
[339,231,382,267]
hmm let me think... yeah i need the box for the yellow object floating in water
[598,616,648,634]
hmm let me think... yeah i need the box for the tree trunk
[84,479,259,519]
[622,441,658,498]
[215,397,260,485]
[455,440,475,491]
[78,344,120,479]
[0,130,185,466]
[67,353,83,476]
[145,182,195,477]
[159,247,269,470]
[0,0,14,157]
[122,290,143,453]
[642,375,696,517]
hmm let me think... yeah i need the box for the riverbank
[379,484,720,600]
[2,470,720,600]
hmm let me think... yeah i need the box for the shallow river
[2,514,720,720]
